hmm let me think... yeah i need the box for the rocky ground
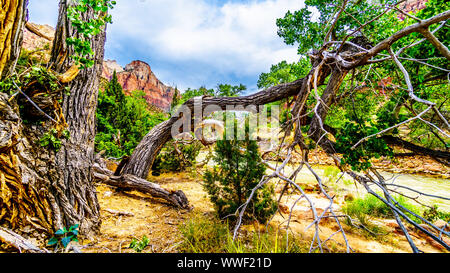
[77,169,449,253]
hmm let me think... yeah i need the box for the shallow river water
[277,164,450,213]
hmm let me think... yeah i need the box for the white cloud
[28,0,305,91]
[108,0,303,76]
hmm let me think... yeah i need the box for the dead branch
[0,226,48,253]
[93,163,189,209]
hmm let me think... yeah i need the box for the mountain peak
[102,60,175,112]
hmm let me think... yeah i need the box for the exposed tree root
[0,226,48,253]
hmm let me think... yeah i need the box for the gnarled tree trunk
[47,0,106,235]
[0,0,106,237]
[0,0,27,78]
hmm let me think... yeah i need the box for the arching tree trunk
[0,0,27,78]
[121,80,305,178]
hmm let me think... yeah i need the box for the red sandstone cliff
[398,0,428,20]
[22,23,175,111]
[102,60,175,111]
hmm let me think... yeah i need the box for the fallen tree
[93,158,189,209]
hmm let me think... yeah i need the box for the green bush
[203,120,277,224]
[422,205,450,223]
[95,72,167,158]
[151,140,202,175]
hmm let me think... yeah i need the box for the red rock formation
[398,0,428,20]
[21,23,175,112]
[102,60,175,111]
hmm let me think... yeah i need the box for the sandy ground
[80,171,449,253]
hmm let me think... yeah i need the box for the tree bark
[0,0,27,78]
[0,226,47,253]
[383,135,450,164]
[47,0,107,235]
[0,0,60,233]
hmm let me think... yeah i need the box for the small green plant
[343,194,419,218]
[323,166,340,179]
[343,194,421,225]
[66,0,116,68]
[152,140,202,175]
[423,205,450,223]
[47,224,79,251]
[129,235,150,253]
[39,128,70,152]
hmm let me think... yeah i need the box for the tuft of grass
[178,215,308,253]
[323,166,340,180]
[342,193,422,234]
[344,194,420,219]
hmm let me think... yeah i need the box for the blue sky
[28,0,303,94]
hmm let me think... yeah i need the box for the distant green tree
[96,73,167,158]
[203,119,277,223]
[176,84,247,106]
[179,86,214,105]
[151,139,202,175]
[257,58,311,89]
[171,87,180,110]
[215,83,246,97]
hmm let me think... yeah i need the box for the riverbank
[291,150,450,178]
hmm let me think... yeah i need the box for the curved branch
[353,10,450,67]
[417,27,450,61]
[122,79,306,178]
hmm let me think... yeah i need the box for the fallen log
[93,163,189,209]
[0,227,48,253]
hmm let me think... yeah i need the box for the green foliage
[47,224,79,250]
[323,166,340,180]
[95,73,167,158]
[276,0,403,55]
[0,64,61,95]
[129,235,150,253]
[24,66,60,92]
[335,122,393,171]
[176,84,246,106]
[257,58,311,89]
[66,0,116,68]
[171,88,181,110]
[215,83,246,97]
[273,0,450,165]
[39,128,70,152]
[178,215,307,253]
[422,205,450,223]
[178,86,214,105]
[203,120,277,223]
[152,140,202,175]
[343,194,421,223]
